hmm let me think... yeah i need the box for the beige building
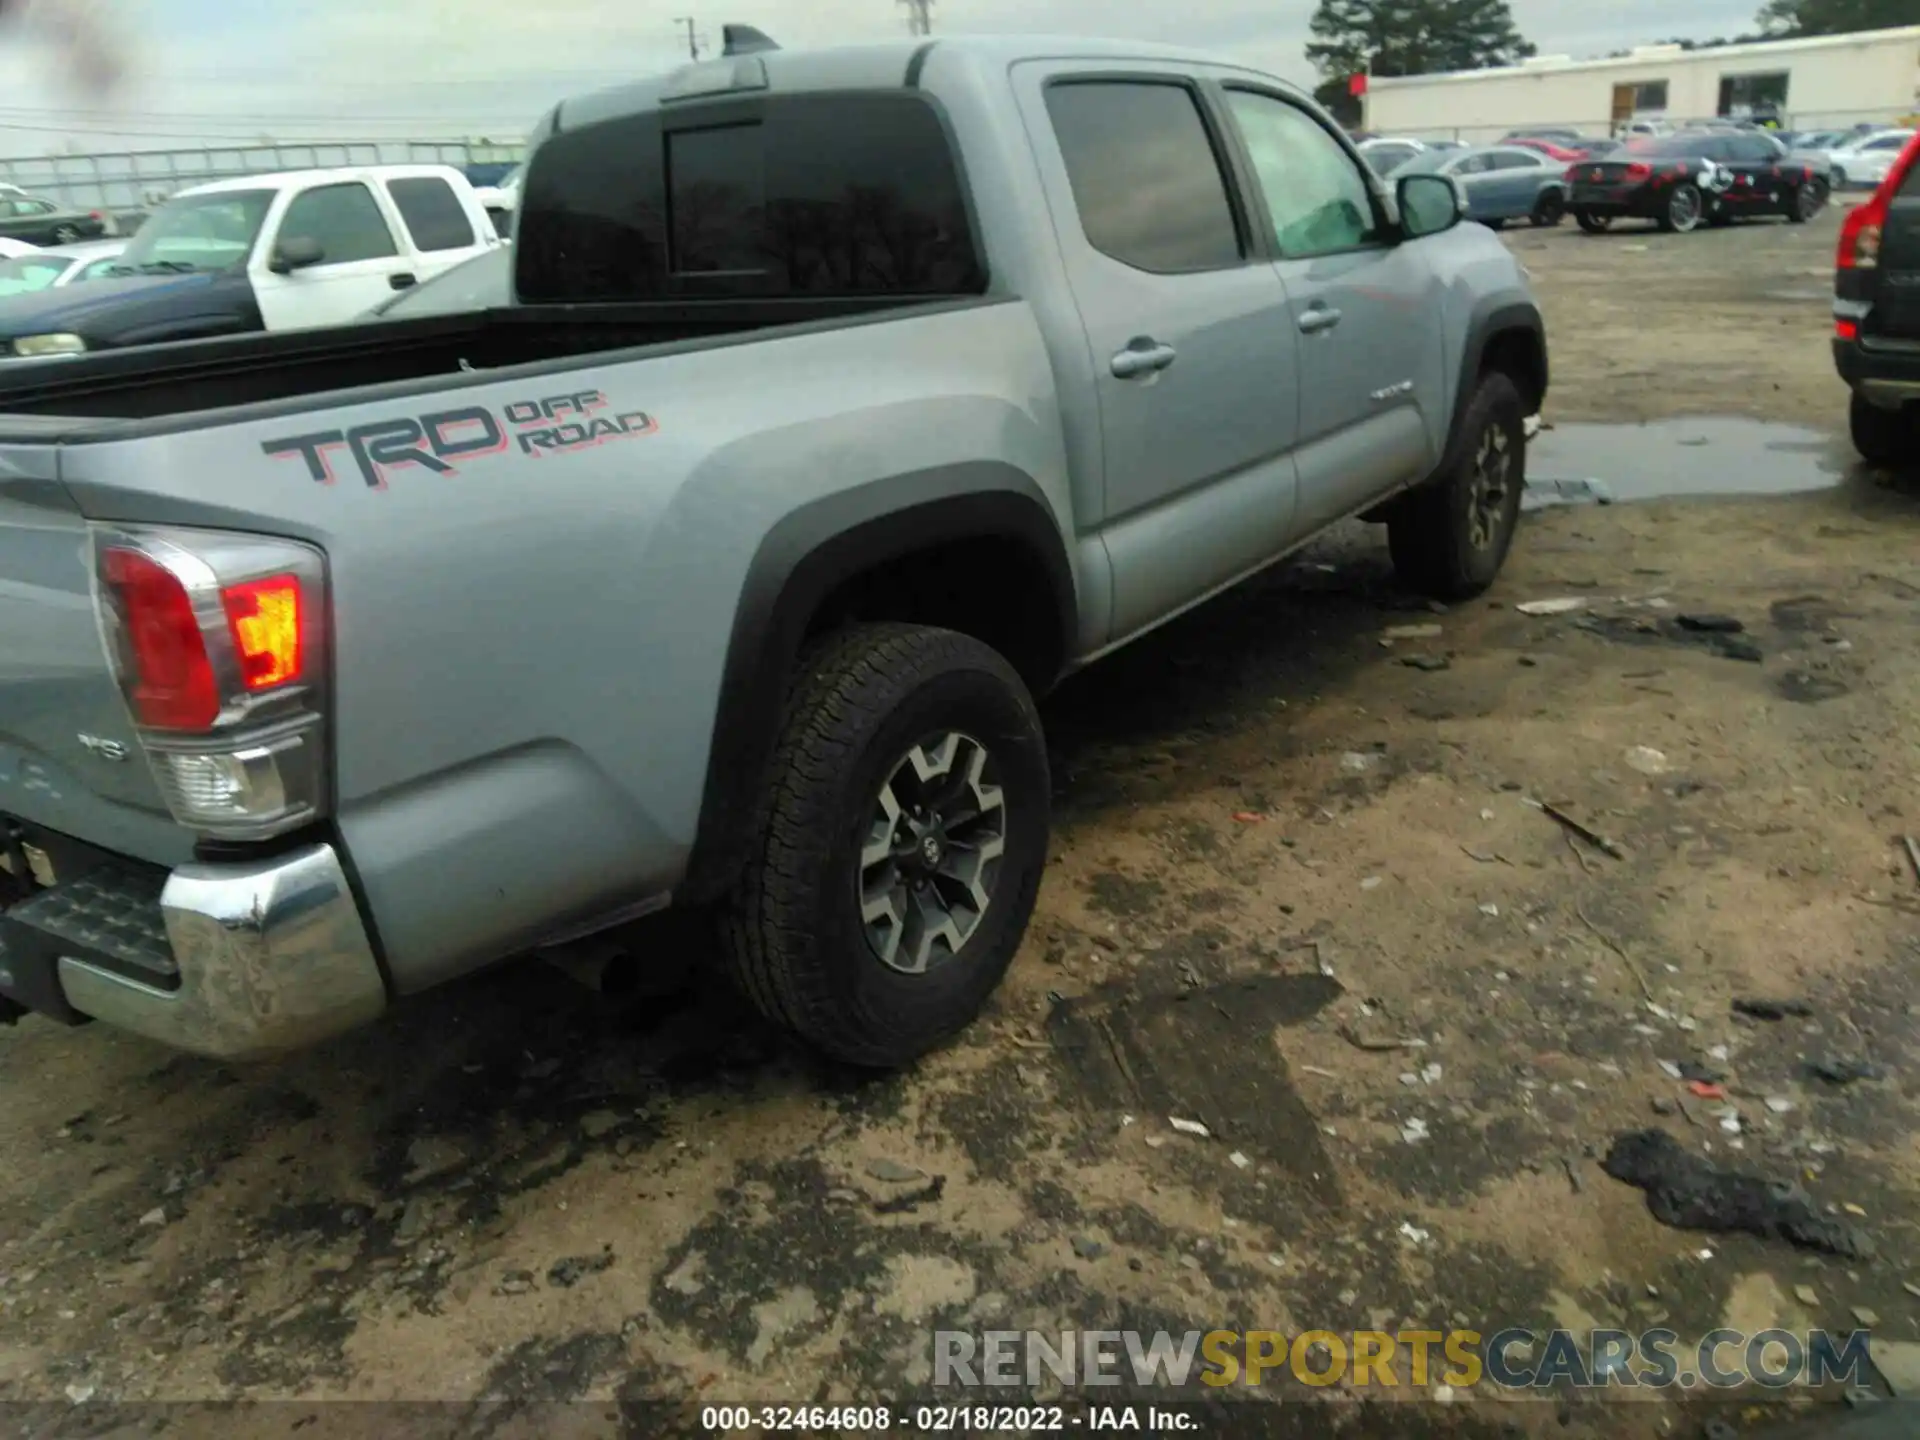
[1364,25,1920,142]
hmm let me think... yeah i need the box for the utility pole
[673,16,702,59]
[900,0,933,37]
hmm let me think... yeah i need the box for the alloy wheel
[1466,421,1515,552]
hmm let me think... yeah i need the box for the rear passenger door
[1215,83,1448,539]
[1016,65,1303,640]
[251,180,410,331]
[382,175,490,285]
[1722,133,1784,213]
[1485,149,1550,215]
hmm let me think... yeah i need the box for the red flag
[1349,72,1369,97]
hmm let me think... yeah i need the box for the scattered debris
[64,1385,94,1406]
[1677,1060,1724,1085]
[1383,623,1444,641]
[1676,614,1744,634]
[1400,1117,1430,1145]
[1360,876,1384,891]
[1710,636,1764,664]
[1231,811,1264,823]
[496,1270,536,1296]
[1071,1235,1106,1261]
[1651,1097,1677,1116]
[1732,997,1814,1021]
[1853,1306,1880,1327]
[1516,597,1586,616]
[1658,1060,1684,1081]
[1340,752,1376,774]
[1400,654,1451,672]
[1229,1151,1252,1170]
[1807,1058,1887,1086]
[1905,836,1920,887]
[873,1176,946,1214]
[1532,800,1627,860]
[1339,1024,1427,1053]
[1561,1155,1584,1194]
[547,1247,616,1289]
[1398,1222,1431,1245]
[1688,1081,1728,1101]
[1420,1063,1442,1085]
[137,1207,166,1228]
[1764,1096,1795,1114]
[1169,1117,1212,1139]
[1623,746,1671,776]
[865,1159,926,1184]
[1601,1130,1873,1259]
[1794,1284,1819,1306]
[1478,903,1500,918]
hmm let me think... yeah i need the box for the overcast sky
[0,0,1769,158]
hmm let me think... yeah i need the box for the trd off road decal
[261,388,657,488]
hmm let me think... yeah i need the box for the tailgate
[0,451,191,867]
[1870,166,1920,341]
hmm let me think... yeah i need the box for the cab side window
[278,183,399,265]
[1224,89,1382,258]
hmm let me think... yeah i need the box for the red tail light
[1840,132,1918,270]
[1625,163,1652,182]
[223,575,303,690]
[1836,319,1859,340]
[101,546,219,731]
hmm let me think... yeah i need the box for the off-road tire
[1851,391,1915,468]
[1574,209,1612,234]
[1387,371,1528,601]
[719,623,1050,1067]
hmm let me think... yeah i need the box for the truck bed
[0,295,935,433]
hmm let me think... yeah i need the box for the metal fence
[0,139,528,219]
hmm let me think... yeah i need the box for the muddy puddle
[1526,417,1857,508]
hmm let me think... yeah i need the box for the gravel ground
[2,200,1915,1440]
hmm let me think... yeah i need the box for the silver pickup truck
[0,30,1546,1068]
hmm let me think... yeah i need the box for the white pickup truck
[0,163,500,358]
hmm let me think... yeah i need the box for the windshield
[113,188,274,274]
[0,252,72,295]
[1624,136,1716,158]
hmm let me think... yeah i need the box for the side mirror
[1397,173,1465,239]
[268,235,325,274]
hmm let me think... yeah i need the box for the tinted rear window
[1625,136,1714,159]
[388,176,476,252]
[517,93,983,302]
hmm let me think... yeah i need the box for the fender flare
[680,462,1076,902]
[1445,297,1548,464]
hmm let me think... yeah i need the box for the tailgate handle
[389,272,417,291]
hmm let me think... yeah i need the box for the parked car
[1401,144,1569,228]
[0,30,1548,1065]
[1617,119,1672,139]
[1568,131,1825,234]
[362,244,509,319]
[0,237,36,259]
[0,195,110,247]
[1835,130,1920,464]
[1356,136,1432,175]
[0,164,500,359]
[1829,130,1916,190]
[0,240,124,296]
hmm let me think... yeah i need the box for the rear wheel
[719,622,1050,1067]
[1387,371,1528,601]
[1787,183,1824,223]
[1658,183,1703,233]
[1830,167,1847,190]
[1530,191,1566,227]
[1575,209,1612,234]
[1850,392,1916,468]
[51,224,79,244]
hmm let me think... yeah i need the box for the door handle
[1298,306,1342,334]
[1110,339,1178,379]
[389,272,417,290]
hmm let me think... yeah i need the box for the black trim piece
[680,471,1074,903]
[904,40,937,89]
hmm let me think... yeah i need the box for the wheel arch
[681,463,1076,903]
[1449,300,1548,459]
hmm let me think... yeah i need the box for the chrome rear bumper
[56,843,386,1059]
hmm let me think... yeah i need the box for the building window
[1718,71,1789,118]
[1631,80,1669,112]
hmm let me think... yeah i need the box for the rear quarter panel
[51,299,1076,991]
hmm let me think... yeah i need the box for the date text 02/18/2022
[698,1406,1196,1432]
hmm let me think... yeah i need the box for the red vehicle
[1834,129,1920,463]
[1509,137,1587,163]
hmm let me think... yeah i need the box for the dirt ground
[4,201,1917,1440]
